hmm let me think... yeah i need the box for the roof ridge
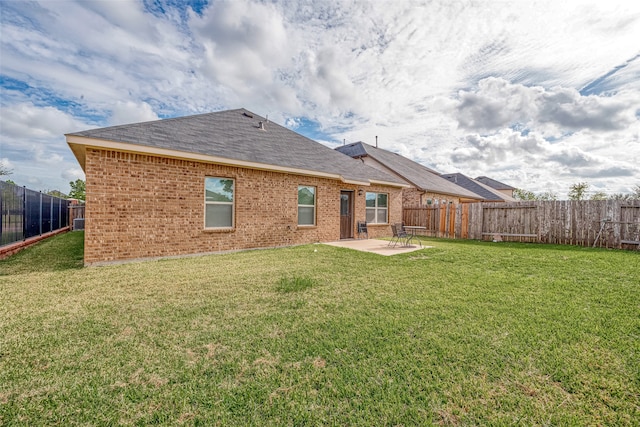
[66,108,256,136]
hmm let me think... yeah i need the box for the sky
[1,0,639,199]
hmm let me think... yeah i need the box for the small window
[205,177,234,228]
[298,185,316,226]
[365,192,388,224]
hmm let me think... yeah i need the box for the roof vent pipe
[258,121,265,130]
[375,135,378,148]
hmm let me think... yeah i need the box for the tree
[537,191,558,201]
[590,191,608,201]
[46,189,69,198]
[513,188,536,200]
[613,185,640,200]
[514,188,558,201]
[68,179,86,201]
[0,161,12,177]
[568,182,589,201]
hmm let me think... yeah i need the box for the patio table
[403,226,426,248]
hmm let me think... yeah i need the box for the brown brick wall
[402,188,423,207]
[424,192,459,205]
[84,149,402,264]
[402,188,460,207]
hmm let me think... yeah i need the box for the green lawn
[1,232,638,425]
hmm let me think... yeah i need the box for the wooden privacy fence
[403,200,640,250]
[69,205,85,230]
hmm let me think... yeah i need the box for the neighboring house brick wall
[402,188,459,207]
[84,149,401,264]
[424,192,459,205]
[402,188,423,207]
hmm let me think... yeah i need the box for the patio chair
[357,221,368,239]
[389,223,410,247]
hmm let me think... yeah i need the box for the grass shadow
[0,231,84,275]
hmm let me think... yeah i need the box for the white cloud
[189,0,290,94]
[109,101,159,126]
[302,47,358,112]
[454,77,636,135]
[62,167,85,182]
[285,117,301,128]
[1,0,639,198]
[0,103,93,191]
[1,158,15,172]
[451,130,550,166]
[446,126,640,197]
[0,103,89,139]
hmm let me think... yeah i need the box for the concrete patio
[323,238,431,256]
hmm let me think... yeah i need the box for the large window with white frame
[365,192,388,224]
[205,177,234,228]
[298,185,316,226]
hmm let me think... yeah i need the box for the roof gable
[336,142,482,199]
[66,109,406,187]
[475,176,516,190]
[335,142,369,158]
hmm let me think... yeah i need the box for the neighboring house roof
[475,176,516,191]
[441,173,517,202]
[336,141,482,200]
[66,109,406,187]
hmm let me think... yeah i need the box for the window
[205,177,234,228]
[298,185,316,226]
[366,192,388,224]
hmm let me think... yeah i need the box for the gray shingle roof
[441,173,516,202]
[335,142,369,158]
[336,142,482,199]
[475,176,516,190]
[67,109,405,186]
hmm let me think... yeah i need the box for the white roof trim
[369,179,410,188]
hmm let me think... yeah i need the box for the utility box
[73,218,85,231]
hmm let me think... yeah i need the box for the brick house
[335,142,483,206]
[66,109,407,265]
